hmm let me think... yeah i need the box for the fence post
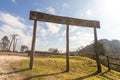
[107,56,110,71]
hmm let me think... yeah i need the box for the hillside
[10,56,120,80]
[81,39,120,55]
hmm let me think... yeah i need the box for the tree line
[0,35,28,52]
[77,41,106,56]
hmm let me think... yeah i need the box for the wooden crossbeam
[108,57,120,60]
[109,63,120,66]
[30,11,100,28]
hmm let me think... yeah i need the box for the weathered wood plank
[109,63,120,66]
[93,27,101,73]
[108,57,120,60]
[30,11,100,28]
[29,20,37,69]
[66,24,69,72]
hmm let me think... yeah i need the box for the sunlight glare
[103,0,120,19]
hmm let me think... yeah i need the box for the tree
[1,36,10,51]
[98,42,106,56]
[93,42,106,56]
[20,45,29,52]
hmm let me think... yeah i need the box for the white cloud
[0,25,22,34]
[61,30,66,36]
[46,22,62,34]
[93,0,120,40]
[70,31,93,47]
[46,6,55,14]
[45,7,62,34]
[36,9,43,12]
[41,28,47,37]
[58,38,63,41]
[70,26,79,32]
[37,22,49,38]
[37,26,48,37]
[0,12,26,29]
[62,3,69,12]
[37,22,62,36]
[70,36,77,41]
[63,3,69,8]
[86,9,92,16]
[11,0,16,3]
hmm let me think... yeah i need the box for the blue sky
[0,0,120,52]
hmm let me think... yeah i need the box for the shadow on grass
[74,70,114,80]
[99,70,114,80]
[0,68,30,75]
[73,71,99,80]
[23,71,66,80]
[0,67,114,80]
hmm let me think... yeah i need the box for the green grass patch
[11,56,120,80]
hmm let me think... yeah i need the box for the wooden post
[29,20,37,69]
[66,24,70,72]
[107,56,110,71]
[93,27,101,73]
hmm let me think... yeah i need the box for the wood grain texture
[30,11,100,28]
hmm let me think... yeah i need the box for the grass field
[11,55,120,80]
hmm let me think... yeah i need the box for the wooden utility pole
[66,24,70,72]
[14,39,17,51]
[0,43,2,50]
[9,34,18,52]
[93,27,101,73]
[29,20,37,69]
[9,38,13,50]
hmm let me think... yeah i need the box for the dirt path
[0,55,28,80]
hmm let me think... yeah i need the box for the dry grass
[10,56,120,80]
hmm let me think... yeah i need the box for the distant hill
[80,39,120,55]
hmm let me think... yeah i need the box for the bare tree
[1,36,10,51]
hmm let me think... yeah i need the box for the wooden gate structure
[29,11,102,72]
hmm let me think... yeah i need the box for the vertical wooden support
[93,27,101,73]
[66,24,70,72]
[107,56,110,71]
[29,20,37,69]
